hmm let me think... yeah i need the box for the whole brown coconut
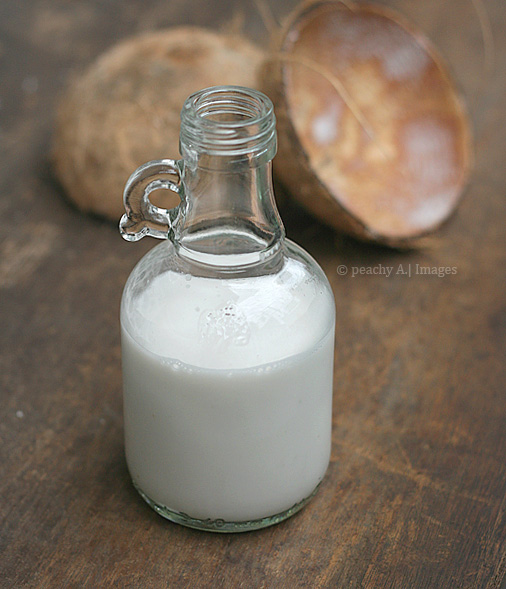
[263,1,472,245]
[53,27,263,220]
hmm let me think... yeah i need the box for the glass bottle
[119,86,335,532]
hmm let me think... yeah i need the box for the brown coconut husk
[262,1,473,246]
[52,27,263,221]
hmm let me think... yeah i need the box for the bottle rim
[180,86,277,162]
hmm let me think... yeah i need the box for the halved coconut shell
[263,1,472,245]
[53,27,263,221]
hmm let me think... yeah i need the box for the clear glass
[119,86,336,532]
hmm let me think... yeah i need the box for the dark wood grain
[1,1,505,587]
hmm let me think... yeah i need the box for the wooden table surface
[1,1,505,587]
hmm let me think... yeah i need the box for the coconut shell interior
[277,2,472,243]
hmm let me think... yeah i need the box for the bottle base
[133,481,321,533]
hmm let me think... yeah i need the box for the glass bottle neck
[174,158,284,271]
[172,86,284,272]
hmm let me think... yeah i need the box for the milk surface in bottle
[119,86,335,532]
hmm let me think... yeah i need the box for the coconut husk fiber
[52,27,263,220]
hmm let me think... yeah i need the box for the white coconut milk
[121,258,335,522]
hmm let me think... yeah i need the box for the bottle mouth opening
[180,86,277,163]
[192,86,272,126]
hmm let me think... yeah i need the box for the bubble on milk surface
[199,302,250,348]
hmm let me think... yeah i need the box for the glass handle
[119,159,183,242]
